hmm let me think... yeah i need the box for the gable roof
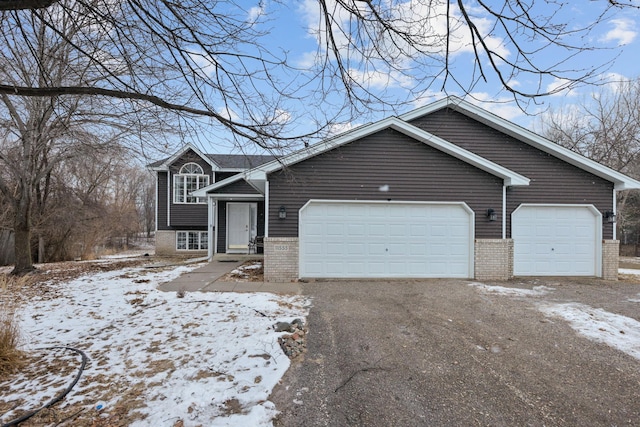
[206,154,275,170]
[400,97,640,190]
[245,116,530,187]
[147,143,218,171]
[192,173,264,197]
[147,143,274,171]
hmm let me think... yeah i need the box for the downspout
[167,172,171,226]
[264,181,270,237]
[208,196,215,260]
[613,189,617,240]
[502,185,507,239]
[154,173,158,233]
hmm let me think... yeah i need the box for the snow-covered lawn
[1,262,308,426]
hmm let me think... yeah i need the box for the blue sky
[195,1,640,153]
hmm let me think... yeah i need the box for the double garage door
[299,201,474,278]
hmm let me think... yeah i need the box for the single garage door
[299,201,474,278]
[512,205,601,276]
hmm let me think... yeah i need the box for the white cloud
[327,121,358,136]
[545,77,579,97]
[347,67,414,90]
[273,109,291,125]
[247,2,266,24]
[601,18,637,46]
[467,92,524,121]
[217,106,240,122]
[296,0,510,76]
[410,89,447,109]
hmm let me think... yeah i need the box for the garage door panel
[300,201,472,278]
[513,205,600,276]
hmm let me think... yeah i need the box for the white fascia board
[206,194,265,201]
[390,121,530,186]
[402,97,640,190]
[245,116,528,187]
[192,173,245,197]
[156,143,220,171]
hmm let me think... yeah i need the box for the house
[150,97,640,282]
[148,150,274,256]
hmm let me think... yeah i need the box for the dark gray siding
[409,109,615,239]
[216,171,240,181]
[268,128,504,238]
[215,179,261,195]
[168,149,211,229]
[157,171,169,230]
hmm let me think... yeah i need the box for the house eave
[401,96,640,191]
[246,117,529,187]
[207,194,265,201]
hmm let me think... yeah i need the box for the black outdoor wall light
[604,210,616,223]
[487,208,497,222]
[279,205,287,219]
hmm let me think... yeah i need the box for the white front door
[227,203,256,253]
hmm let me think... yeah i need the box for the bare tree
[536,78,640,245]
[0,0,638,138]
[0,5,164,273]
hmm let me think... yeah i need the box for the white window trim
[173,162,210,204]
[176,231,209,251]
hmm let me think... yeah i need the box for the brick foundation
[474,239,513,281]
[264,237,299,282]
[155,231,177,256]
[602,240,619,281]
[154,230,208,257]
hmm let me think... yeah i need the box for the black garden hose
[1,346,88,427]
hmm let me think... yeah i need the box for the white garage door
[299,201,474,278]
[512,205,601,276]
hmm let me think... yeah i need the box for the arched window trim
[179,163,204,175]
[173,162,210,204]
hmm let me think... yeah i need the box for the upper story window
[173,163,209,204]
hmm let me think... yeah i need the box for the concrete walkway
[158,257,301,295]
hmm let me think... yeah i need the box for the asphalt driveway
[271,276,640,426]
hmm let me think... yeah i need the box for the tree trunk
[38,235,45,263]
[11,194,35,275]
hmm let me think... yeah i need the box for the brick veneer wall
[602,240,619,281]
[474,239,513,281]
[155,231,176,256]
[155,230,208,257]
[264,237,299,282]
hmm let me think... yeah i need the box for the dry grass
[0,275,26,375]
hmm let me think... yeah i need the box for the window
[173,163,209,203]
[177,231,208,250]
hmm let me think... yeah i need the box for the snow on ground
[619,268,640,276]
[468,282,554,297]
[539,303,640,361]
[469,281,640,362]
[1,263,307,426]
